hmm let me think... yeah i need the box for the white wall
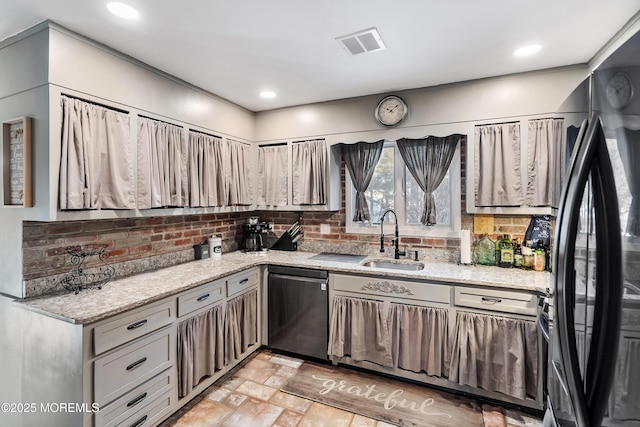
[255,66,589,143]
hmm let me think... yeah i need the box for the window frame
[345,139,462,238]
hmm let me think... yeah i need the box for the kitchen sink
[360,259,425,271]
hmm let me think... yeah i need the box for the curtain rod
[528,117,564,121]
[292,138,325,144]
[189,128,222,139]
[259,142,287,147]
[227,138,252,146]
[61,94,129,114]
[139,114,182,128]
[474,121,520,127]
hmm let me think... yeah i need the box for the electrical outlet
[320,224,330,234]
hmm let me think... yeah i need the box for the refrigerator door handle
[553,115,596,427]
[583,119,623,427]
[554,114,623,427]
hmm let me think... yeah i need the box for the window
[346,140,461,237]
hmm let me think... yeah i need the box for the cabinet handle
[239,278,249,284]
[127,319,148,330]
[126,392,147,408]
[481,296,502,304]
[126,357,147,371]
[129,414,148,427]
[197,293,210,302]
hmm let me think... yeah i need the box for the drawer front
[331,273,450,304]
[95,369,173,427]
[454,287,538,316]
[93,300,174,356]
[94,327,174,406]
[103,389,173,427]
[227,268,259,298]
[178,280,224,317]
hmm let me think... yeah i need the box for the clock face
[605,72,633,109]
[375,96,408,127]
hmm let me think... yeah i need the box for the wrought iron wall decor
[61,244,114,294]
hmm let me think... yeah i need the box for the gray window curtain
[188,131,228,207]
[397,135,460,225]
[616,128,640,236]
[177,304,225,398]
[342,140,384,222]
[227,140,252,206]
[60,95,134,210]
[474,123,523,207]
[327,295,393,367]
[292,139,326,205]
[527,118,564,207]
[449,311,538,400]
[258,145,288,206]
[137,116,188,208]
[224,289,258,364]
[389,303,449,378]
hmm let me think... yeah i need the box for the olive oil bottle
[497,234,514,268]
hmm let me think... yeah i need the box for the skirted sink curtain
[328,295,538,400]
[341,134,460,225]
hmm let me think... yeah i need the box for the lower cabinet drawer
[104,389,173,427]
[93,300,175,356]
[94,326,174,406]
[178,280,224,317]
[95,369,173,427]
[454,287,539,316]
[332,273,450,304]
[227,268,259,298]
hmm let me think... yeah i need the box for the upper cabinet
[466,115,567,215]
[254,139,341,211]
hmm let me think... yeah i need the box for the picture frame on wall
[2,116,32,207]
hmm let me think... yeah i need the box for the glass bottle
[497,234,514,268]
[521,242,534,270]
[474,234,496,266]
[534,244,546,271]
[513,237,523,269]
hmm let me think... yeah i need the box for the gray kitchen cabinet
[328,273,545,410]
[254,140,341,211]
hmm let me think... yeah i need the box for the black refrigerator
[543,29,640,427]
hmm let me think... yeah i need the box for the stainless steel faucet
[379,209,406,259]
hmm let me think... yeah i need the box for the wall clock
[375,95,408,127]
[605,71,633,109]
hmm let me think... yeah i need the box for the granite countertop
[16,250,551,325]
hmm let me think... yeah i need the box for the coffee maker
[243,217,271,252]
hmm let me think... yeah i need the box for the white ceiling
[1,0,639,112]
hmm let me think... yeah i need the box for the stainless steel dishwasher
[268,265,328,360]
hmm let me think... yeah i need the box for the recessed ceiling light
[107,2,140,20]
[260,91,276,99]
[514,44,541,57]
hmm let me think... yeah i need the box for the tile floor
[160,349,543,427]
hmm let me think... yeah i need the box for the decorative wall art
[2,116,32,207]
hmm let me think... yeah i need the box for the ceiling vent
[336,28,386,55]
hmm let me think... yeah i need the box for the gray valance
[177,304,225,398]
[397,135,460,225]
[449,311,538,399]
[341,140,384,222]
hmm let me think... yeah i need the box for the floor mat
[281,361,484,427]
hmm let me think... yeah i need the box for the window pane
[365,146,395,223]
[405,168,451,225]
